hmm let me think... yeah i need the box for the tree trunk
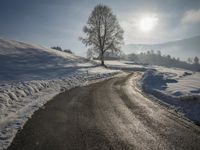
[101,58,104,66]
[100,51,106,67]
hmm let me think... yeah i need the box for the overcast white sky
[0,0,200,55]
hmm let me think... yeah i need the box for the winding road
[8,73,200,150]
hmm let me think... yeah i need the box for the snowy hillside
[0,38,120,149]
[0,38,89,82]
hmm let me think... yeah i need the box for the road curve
[8,73,200,150]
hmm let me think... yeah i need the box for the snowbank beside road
[140,68,200,124]
[0,68,120,150]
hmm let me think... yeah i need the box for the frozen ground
[140,67,200,124]
[94,60,147,72]
[0,38,121,149]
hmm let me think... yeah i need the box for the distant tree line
[51,46,73,54]
[124,50,200,71]
[88,50,123,60]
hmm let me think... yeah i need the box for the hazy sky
[0,0,200,55]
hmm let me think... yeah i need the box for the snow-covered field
[0,39,199,149]
[0,38,121,149]
[140,68,200,124]
[95,60,147,72]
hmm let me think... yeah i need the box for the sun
[139,16,158,32]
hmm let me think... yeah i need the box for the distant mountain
[123,35,200,60]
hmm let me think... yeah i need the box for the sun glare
[139,16,158,32]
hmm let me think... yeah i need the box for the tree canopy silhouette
[80,4,124,66]
[194,56,199,64]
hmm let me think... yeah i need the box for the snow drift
[140,68,200,124]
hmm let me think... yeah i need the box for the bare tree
[194,56,199,64]
[80,4,124,66]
